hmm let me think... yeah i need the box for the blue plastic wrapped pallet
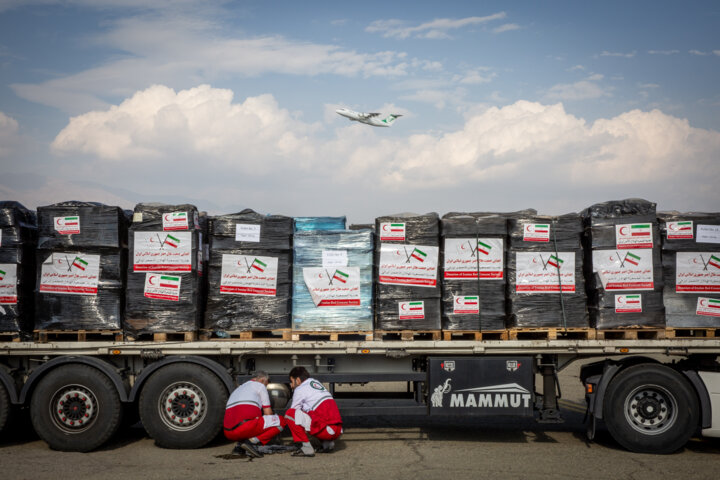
[659,211,720,328]
[292,230,373,331]
[205,210,294,332]
[0,201,36,334]
[125,203,201,336]
[294,217,346,232]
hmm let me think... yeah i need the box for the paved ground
[1,359,719,480]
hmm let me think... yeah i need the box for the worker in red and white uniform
[284,366,343,457]
[223,371,285,458]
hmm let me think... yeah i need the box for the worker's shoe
[318,440,335,453]
[291,442,315,457]
[230,442,245,456]
[241,440,264,458]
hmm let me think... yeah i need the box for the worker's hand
[263,407,273,415]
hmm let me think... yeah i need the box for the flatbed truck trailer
[1,336,720,454]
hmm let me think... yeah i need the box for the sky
[0,0,719,223]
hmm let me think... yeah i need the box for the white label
[616,223,653,249]
[220,254,278,296]
[515,252,576,293]
[522,223,550,242]
[133,231,192,272]
[592,249,654,291]
[0,264,17,304]
[696,297,720,317]
[53,216,81,235]
[379,222,406,241]
[302,267,361,307]
[443,238,503,280]
[666,221,694,240]
[39,253,100,295]
[144,273,181,301]
[378,244,439,287]
[675,252,720,293]
[235,224,261,242]
[132,212,143,223]
[615,294,642,313]
[398,300,425,320]
[322,250,348,267]
[453,295,480,314]
[162,211,189,231]
[697,225,720,244]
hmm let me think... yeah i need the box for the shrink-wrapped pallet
[205,210,293,331]
[37,201,127,249]
[292,230,373,331]
[294,217,346,232]
[0,202,36,333]
[375,213,441,330]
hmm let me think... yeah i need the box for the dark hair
[289,366,310,382]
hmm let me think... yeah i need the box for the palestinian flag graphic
[72,257,88,271]
[410,247,427,262]
[251,258,267,272]
[476,240,492,256]
[547,254,563,269]
[624,252,641,266]
[164,234,180,248]
[332,269,349,283]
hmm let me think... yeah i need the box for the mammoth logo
[431,379,452,407]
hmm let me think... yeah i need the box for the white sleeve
[260,385,271,408]
[290,386,305,410]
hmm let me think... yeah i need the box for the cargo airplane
[335,108,402,127]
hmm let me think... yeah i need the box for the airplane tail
[381,114,402,126]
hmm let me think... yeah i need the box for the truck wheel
[0,382,9,434]
[139,363,228,449]
[30,364,123,452]
[603,364,699,454]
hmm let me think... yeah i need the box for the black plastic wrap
[582,199,657,227]
[661,250,720,328]
[349,224,375,231]
[37,201,127,249]
[0,201,36,227]
[0,203,36,332]
[130,203,200,231]
[658,212,720,251]
[375,297,441,330]
[508,214,584,251]
[210,210,293,250]
[374,212,439,246]
[663,287,720,327]
[125,272,200,333]
[37,249,125,289]
[442,282,505,330]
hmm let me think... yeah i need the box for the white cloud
[600,50,636,58]
[648,49,679,55]
[454,69,496,85]
[0,111,20,157]
[544,78,611,101]
[689,50,708,56]
[366,13,507,39]
[639,83,660,89]
[714,50,720,56]
[492,23,520,34]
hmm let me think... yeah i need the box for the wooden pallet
[507,328,596,341]
[442,330,509,341]
[374,330,441,341]
[595,328,666,340]
[665,328,718,339]
[0,331,22,342]
[291,331,374,341]
[124,331,197,342]
[34,329,124,343]
[198,329,292,341]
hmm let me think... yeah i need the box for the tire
[603,364,699,454]
[0,382,9,434]
[138,363,228,449]
[30,364,123,452]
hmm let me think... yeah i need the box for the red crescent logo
[396,250,402,256]
[149,236,156,243]
[382,224,389,231]
[460,243,466,250]
[609,256,615,262]
[56,218,63,226]
[617,296,625,305]
[400,303,408,311]
[237,260,243,266]
[318,273,323,279]
[669,223,678,231]
[693,258,699,264]
[532,257,537,264]
[619,226,628,236]
[526,225,533,232]
[148,275,158,285]
[700,299,708,307]
[455,297,462,305]
[164,214,171,221]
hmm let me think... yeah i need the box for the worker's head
[288,366,309,389]
[252,370,270,386]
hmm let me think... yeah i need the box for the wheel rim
[623,384,678,436]
[157,382,206,431]
[50,385,98,434]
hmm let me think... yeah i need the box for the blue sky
[1,1,719,222]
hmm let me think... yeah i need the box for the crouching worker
[285,366,343,457]
[224,370,285,458]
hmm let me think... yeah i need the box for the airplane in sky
[336,108,402,127]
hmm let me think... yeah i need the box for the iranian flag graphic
[547,255,563,269]
[159,275,180,289]
[0,269,5,280]
[164,234,180,248]
[72,257,88,271]
[534,225,549,233]
[251,258,267,272]
[624,252,641,266]
[631,224,651,236]
[477,241,492,255]
[332,270,349,283]
[410,247,427,262]
[708,255,720,270]
[63,216,79,226]
[390,224,404,232]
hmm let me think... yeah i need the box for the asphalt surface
[1,360,719,480]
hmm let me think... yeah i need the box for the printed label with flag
[515,252,576,293]
[453,296,479,314]
[235,224,261,242]
[379,222,406,241]
[378,244,439,287]
[0,264,17,304]
[443,238,503,279]
[144,274,181,301]
[697,225,720,244]
[615,294,642,313]
[302,267,361,307]
[220,254,278,296]
[39,253,100,295]
[696,297,720,317]
[162,211,189,231]
[398,300,425,320]
[54,216,81,235]
[616,223,653,249]
[133,231,192,272]
[675,252,720,292]
[666,221,694,240]
[522,224,550,242]
[592,249,654,290]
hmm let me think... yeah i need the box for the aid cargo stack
[440,213,507,331]
[0,202,36,335]
[35,202,127,330]
[204,209,293,332]
[125,203,201,337]
[292,217,374,332]
[659,212,720,328]
[507,213,588,328]
[375,213,441,331]
[583,199,664,329]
